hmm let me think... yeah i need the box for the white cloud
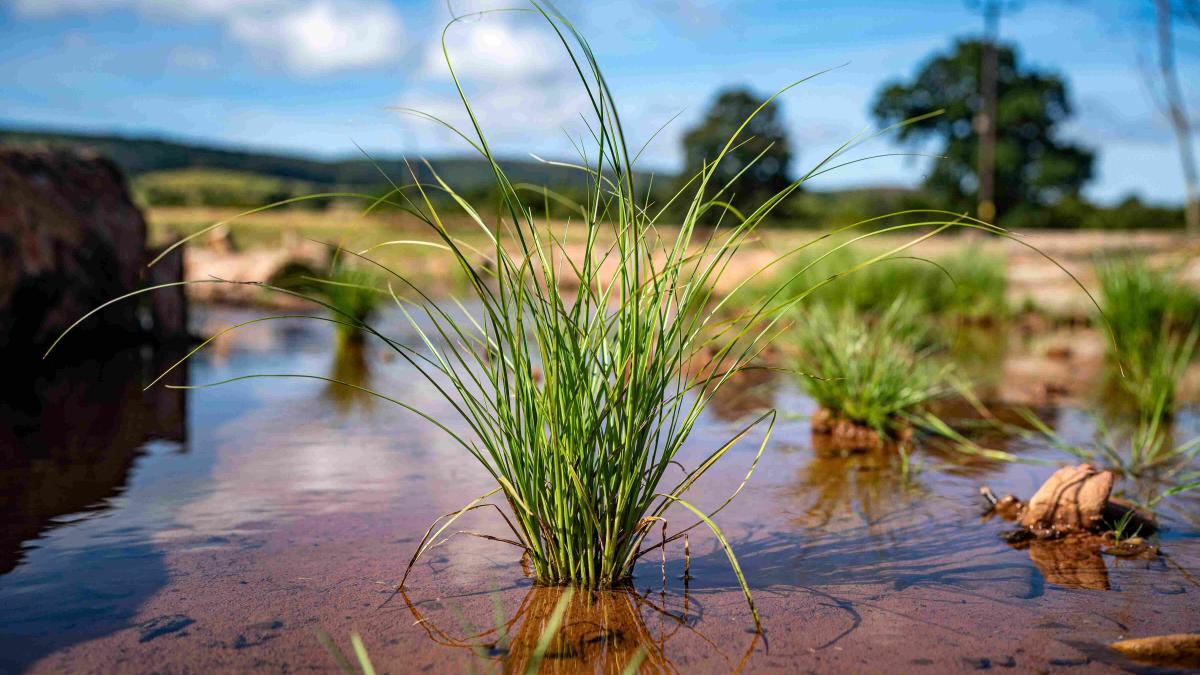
[10,0,405,75]
[229,0,405,75]
[419,12,561,82]
[397,7,590,155]
[398,79,589,152]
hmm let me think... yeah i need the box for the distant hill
[0,125,924,221]
[0,126,613,195]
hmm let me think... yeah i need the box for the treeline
[0,120,1186,230]
[0,127,605,199]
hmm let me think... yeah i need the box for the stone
[0,146,186,353]
[1018,464,1113,533]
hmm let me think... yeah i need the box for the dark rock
[1101,498,1159,536]
[0,146,186,354]
[145,244,187,339]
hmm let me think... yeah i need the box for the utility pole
[1154,0,1200,233]
[969,0,1020,223]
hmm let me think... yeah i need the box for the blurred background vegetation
[0,22,1194,233]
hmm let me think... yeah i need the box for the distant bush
[1000,195,1186,230]
[738,190,1187,231]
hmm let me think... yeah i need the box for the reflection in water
[788,444,925,529]
[0,347,187,672]
[1021,537,1109,590]
[922,401,1065,479]
[0,306,1196,672]
[323,340,375,414]
[402,584,758,674]
[0,348,187,575]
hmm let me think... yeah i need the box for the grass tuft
[314,261,384,345]
[789,300,952,438]
[1095,256,1200,415]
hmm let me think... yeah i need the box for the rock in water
[1018,463,1113,533]
[0,146,184,353]
[1110,634,1200,668]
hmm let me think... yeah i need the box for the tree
[872,39,1094,223]
[1150,0,1199,232]
[680,87,793,217]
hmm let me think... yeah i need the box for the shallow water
[1,306,1198,673]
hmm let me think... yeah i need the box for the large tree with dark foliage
[872,39,1094,222]
[680,87,793,216]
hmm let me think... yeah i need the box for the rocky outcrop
[0,147,185,354]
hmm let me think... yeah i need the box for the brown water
[1,307,1198,673]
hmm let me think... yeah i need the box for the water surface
[1,306,1197,673]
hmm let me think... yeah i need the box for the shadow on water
[401,583,759,674]
[0,347,187,672]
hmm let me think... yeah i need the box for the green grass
[49,2,1046,631]
[316,261,385,345]
[1096,257,1200,347]
[736,242,1008,322]
[789,300,952,436]
[1110,509,1142,544]
[271,256,385,345]
[1017,398,1199,483]
[1120,325,1199,418]
[132,168,321,209]
[1095,257,1200,415]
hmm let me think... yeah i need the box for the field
[146,205,1200,316]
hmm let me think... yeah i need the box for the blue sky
[2,0,1197,204]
